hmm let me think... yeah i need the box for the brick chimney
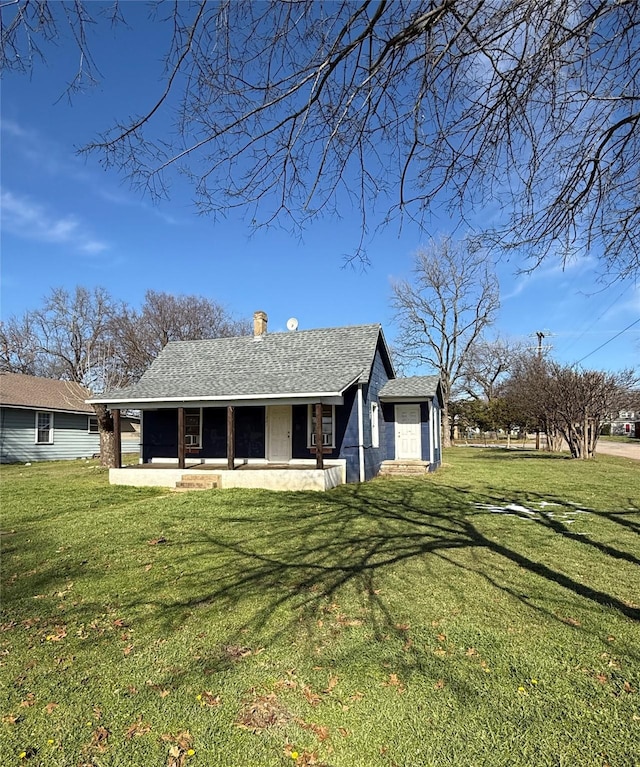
[253,310,268,338]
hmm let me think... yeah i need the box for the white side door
[395,404,421,460]
[267,405,292,462]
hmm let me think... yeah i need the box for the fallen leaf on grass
[44,702,58,714]
[45,626,67,642]
[336,615,362,627]
[2,713,21,725]
[235,692,290,733]
[224,645,254,661]
[382,674,405,694]
[197,691,222,707]
[623,681,635,694]
[19,694,36,708]
[274,678,298,691]
[147,681,170,698]
[303,686,321,706]
[434,679,445,690]
[297,719,330,741]
[124,718,152,739]
[323,675,338,694]
[113,618,129,628]
[148,536,167,546]
[90,726,110,752]
[160,731,193,767]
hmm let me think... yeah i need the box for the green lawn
[1,449,638,767]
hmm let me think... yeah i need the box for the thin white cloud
[0,189,109,254]
[1,117,181,225]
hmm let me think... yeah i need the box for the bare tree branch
[391,235,499,446]
[2,1,639,278]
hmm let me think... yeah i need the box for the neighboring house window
[371,401,380,448]
[88,417,99,433]
[308,405,335,448]
[35,411,54,444]
[185,408,202,448]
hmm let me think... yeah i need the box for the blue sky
[1,5,638,375]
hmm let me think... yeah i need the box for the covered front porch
[107,400,347,491]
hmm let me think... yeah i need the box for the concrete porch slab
[109,463,345,491]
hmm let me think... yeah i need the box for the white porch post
[428,400,435,465]
[357,384,365,482]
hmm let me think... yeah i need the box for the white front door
[395,404,421,460]
[267,405,292,463]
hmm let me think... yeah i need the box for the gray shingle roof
[0,373,94,413]
[379,375,441,400]
[93,324,390,404]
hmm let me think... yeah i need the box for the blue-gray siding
[0,407,139,463]
[380,400,442,470]
[0,407,100,463]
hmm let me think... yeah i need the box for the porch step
[378,460,430,477]
[173,474,221,491]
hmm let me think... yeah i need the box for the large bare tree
[0,286,123,463]
[391,236,499,446]
[111,290,250,382]
[0,286,249,465]
[458,336,526,402]
[1,1,638,279]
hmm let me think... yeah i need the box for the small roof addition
[379,376,443,404]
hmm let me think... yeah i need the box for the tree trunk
[442,404,451,448]
[94,403,116,468]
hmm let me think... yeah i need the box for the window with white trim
[308,405,335,448]
[184,408,202,448]
[88,416,99,433]
[371,401,380,448]
[35,411,54,444]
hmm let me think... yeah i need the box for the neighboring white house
[0,372,139,463]
[608,408,640,437]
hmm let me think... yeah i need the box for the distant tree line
[451,355,636,460]
[0,286,249,464]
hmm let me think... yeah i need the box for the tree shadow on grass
[3,473,638,689]
[128,478,639,658]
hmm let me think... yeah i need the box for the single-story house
[0,372,139,464]
[89,312,443,491]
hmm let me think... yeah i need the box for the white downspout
[357,384,365,482]
[427,400,434,465]
[139,411,144,464]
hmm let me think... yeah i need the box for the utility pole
[532,330,553,450]
[535,332,543,450]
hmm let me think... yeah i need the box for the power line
[575,317,640,364]
[558,284,632,357]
